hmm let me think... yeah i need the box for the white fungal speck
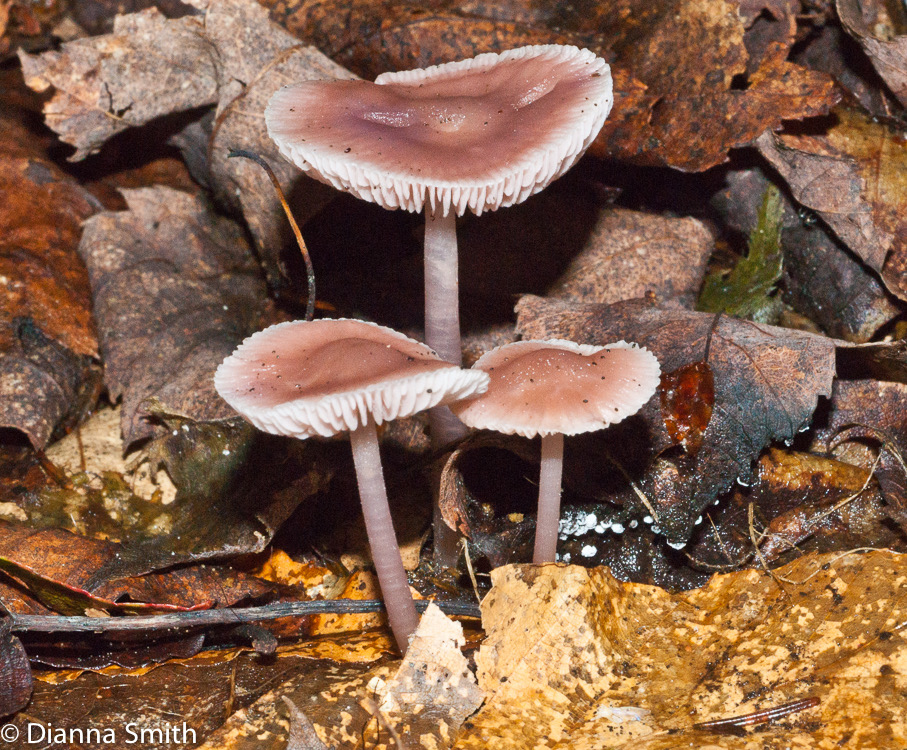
[562,552,571,563]
[736,476,751,487]
[643,515,653,524]
[651,525,662,534]
[667,540,686,550]
[629,519,638,529]
[581,544,597,557]
[612,523,625,534]
[222,449,231,456]
[695,515,703,525]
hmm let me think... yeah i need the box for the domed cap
[451,339,660,438]
[214,319,489,438]
[266,45,612,217]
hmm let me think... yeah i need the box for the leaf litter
[3,0,907,744]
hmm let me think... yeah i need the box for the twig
[748,502,789,595]
[227,149,317,321]
[693,697,819,733]
[9,598,481,635]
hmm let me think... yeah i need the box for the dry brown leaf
[757,105,907,302]
[458,552,907,748]
[19,0,354,285]
[548,207,714,307]
[18,8,220,161]
[837,0,907,108]
[0,116,102,447]
[77,186,270,445]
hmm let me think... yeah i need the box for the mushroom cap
[266,45,612,217]
[450,339,661,438]
[214,319,489,439]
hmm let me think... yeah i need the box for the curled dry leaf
[837,0,907,108]
[757,105,907,301]
[458,552,907,748]
[18,8,220,161]
[19,0,353,284]
[77,186,271,446]
[0,117,102,448]
[516,296,836,541]
[548,207,714,307]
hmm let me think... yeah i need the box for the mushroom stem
[424,209,469,568]
[423,209,462,367]
[349,418,420,653]
[533,433,565,563]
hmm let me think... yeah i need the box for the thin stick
[228,149,316,321]
[748,502,789,595]
[9,598,481,635]
[694,697,819,732]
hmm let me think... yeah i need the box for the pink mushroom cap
[214,319,489,438]
[265,45,613,216]
[450,339,661,438]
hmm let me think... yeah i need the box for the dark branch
[9,598,481,635]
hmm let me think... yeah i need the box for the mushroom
[265,44,613,429]
[450,339,660,563]
[213,318,489,652]
[266,44,613,565]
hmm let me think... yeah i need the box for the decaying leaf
[0,619,32,719]
[457,552,907,748]
[19,0,354,286]
[0,116,102,448]
[77,186,271,446]
[516,296,836,540]
[837,0,907,107]
[757,105,907,301]
[549,207,714,307]
[366,603,484,746]
[18,8,220,161]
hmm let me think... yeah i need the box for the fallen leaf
[0,116,102,447]
[0,620,32,719]
[77,186,271,445]
[660,361,715,456]
[375,602,484,745]
[549,207,714,307]
[458,552,907,748]
[837,0,907,108]
[18,8,219,161]
[516,296,836,541]
[757,105,907,301]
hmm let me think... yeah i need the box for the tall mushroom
[214,318,488,652]
[450,339,660,563]
[266,44,613,564]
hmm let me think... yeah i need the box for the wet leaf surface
[0,620,32,719]
[516,295,836,541]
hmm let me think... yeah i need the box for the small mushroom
[213,319,489,652]
[450,339,660,563]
